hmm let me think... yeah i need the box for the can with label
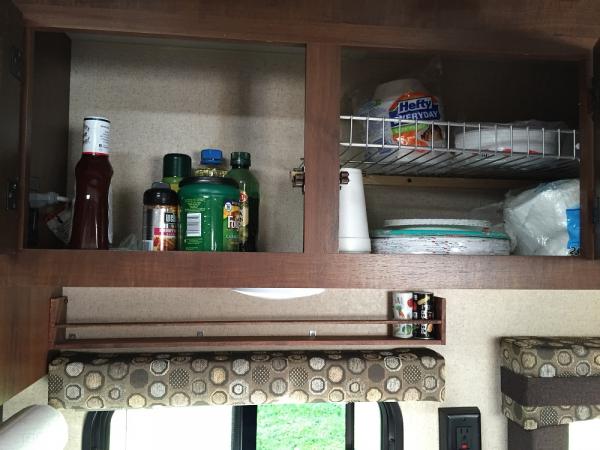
[392,291,414,338]
[413,291,435,339]
[142,182,178,251]
[178,176,240,251]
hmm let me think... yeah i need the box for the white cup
[339,167,371,253]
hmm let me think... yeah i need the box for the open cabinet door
[0,0,23,252]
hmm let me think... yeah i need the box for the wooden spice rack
[48,296,446,350]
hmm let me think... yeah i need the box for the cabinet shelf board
[5,249,600,289]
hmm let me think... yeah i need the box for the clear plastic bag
[503,179,580,256]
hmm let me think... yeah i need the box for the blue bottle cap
[200,149,223,165]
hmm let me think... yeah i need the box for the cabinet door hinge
[6,179,18,211]
[9,46,23,81]
[594,197,600,225]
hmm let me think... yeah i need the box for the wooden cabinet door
[0,0,24,252]
[594,40,600,258]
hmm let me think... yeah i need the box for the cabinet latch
[6,179,18,210]
[290,167,349,193]
[9,46,23,81]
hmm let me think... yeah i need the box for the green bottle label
[222,200,240,251]
[239,190,249,244]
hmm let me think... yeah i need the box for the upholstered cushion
[48,349,445,410]
[502,394,600,430]
[500,337,600,430]
[501,337,600,378]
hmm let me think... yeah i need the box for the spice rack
[48,297,446,350]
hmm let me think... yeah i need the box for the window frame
[83,402,403,450]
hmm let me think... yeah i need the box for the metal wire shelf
[339,116,580,179]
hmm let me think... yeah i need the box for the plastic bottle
[162,153,191,192]
[69,117,113,250]
[194,149,228,177]
[226,152,259,252]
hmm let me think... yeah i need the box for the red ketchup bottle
[69,117,113,249]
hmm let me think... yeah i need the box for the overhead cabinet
[2,0,600,288]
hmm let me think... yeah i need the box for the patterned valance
[500,337,600,430]
[48,349,445,410]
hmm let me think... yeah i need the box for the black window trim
[82,410,114,450]
[84,402,403,450]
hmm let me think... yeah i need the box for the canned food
[392,291,414,338]
[142,182,178,251]
[178,176,241,251]
[413,291,435,339]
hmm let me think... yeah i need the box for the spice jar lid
[144,181,178,205]
[163,153,192,178]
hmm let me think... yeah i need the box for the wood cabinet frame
[1,1,599,288]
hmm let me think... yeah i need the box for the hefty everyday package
[356,58,445,150]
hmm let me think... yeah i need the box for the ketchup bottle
[69,117,113,249]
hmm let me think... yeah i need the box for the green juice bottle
[227,152,259,252]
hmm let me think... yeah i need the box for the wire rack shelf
[339,116,580,179]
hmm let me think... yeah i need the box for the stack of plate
[370,219,510,255]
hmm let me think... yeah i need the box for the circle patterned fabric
[48,349,444,410]
[500,337,600,430]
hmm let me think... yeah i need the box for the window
[83,402,403,450]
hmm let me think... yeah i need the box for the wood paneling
[0,0,24,252]
[12,1,594,58]
[51,336,443,351]
[5,249,600,289]
[303,43,340,254]
[0,286,58,404]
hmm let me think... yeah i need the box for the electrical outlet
[439,407,481,450]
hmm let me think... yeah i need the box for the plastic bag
[503,179,579,256]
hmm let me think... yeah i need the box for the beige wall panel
[59,287,600,450]
[67,38,305,252]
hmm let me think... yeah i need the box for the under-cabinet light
[232,288,325,300]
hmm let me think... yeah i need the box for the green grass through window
[256,403,346,450]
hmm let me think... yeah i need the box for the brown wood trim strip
[303,43,340,254]
[13,3,593,58]
[362,175,537,191]
[7,250,600,289]
[579,58,595,258]
[507,419,569,450]
[50,336,443,350]
[501,366,600,406]
[16,28,35,251]
[55,319,443,329]
[48,296,67,347]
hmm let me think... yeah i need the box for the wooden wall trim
[303,43,340,254]
[13,0,600,40]
[5,250,600,289]
[13,2,594,58]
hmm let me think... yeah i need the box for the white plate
[383,218,491,229]
[454,127,558,155]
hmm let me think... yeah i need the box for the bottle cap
[163,153,192,178]
[144,181,178,206]
[230,151,251,168]
[200,149,223,165]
